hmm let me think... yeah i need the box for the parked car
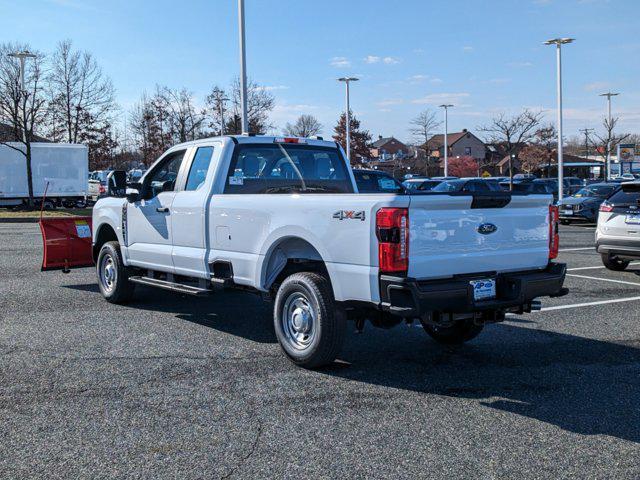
[564,177,584,195]
[558,183,618,224]
[42,135,567,368]
[431,176,459,181]
[353,169,404,194]
[504,179,558,202]
[431,178,502,193]
[402,178,442,191]
[596,181,640,270]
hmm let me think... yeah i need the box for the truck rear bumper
[380,263,567,317]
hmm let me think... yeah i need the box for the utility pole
[544,37,574,201]
[599,92,619,180]
[439,104,453,176]
[578,127,594,158]
[238,0,249,135]
[337,77,359,162]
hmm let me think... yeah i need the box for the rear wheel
[601,253,629,271]
[274,272,346,368]
[97,241,135,303]
[560,219,571,225]
[420,317,484,344]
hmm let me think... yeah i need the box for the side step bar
[129,276,212,296]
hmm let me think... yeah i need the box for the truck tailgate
[407,194,551,279]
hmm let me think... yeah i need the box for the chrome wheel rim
[281,292,316,350]
[99,253,116,293]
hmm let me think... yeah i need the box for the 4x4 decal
[333,210,366,221]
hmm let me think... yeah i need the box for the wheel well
[264,237,328,293]
[93,224,118,261]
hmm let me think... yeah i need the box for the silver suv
[596,182,640,270]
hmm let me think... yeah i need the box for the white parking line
[539,296,640,311]
[568,262,640,271]
[566,273,640,286]
[559,247,594,252]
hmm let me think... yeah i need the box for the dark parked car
[352,169,404,194]
[402,178,442,191]
[558,183,619,224]
[430,178,502,193]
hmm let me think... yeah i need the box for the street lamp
[337,77,359,161]
[7,50,37,143]
[544,37,574,201]
[599,92,619,180]
[237,0,249,135]
[438,104,453,176]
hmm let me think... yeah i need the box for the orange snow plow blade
[40,217,94,272]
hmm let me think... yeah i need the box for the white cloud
[508,61,534,68]
[462,46,474,53]
[412,92,471,105]
[488,78,511,84]
[408,74,442,84]
[256,85,289,91]
[364,55,380,64]
[584,81,610,92]
[383,56,400,64]
[330,56,351,68]
[376,99,403,107]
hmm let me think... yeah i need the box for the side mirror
[125,188,140,203]
[107,170,127,197]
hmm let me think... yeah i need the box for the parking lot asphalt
[2,222,640,479]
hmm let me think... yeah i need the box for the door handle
[156,207,169,213]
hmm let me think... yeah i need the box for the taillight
[549,205,559,260]
[599,202,613,212]
[376,207,409,274]
[99,184,106,194]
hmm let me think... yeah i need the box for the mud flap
[40,217,94,272]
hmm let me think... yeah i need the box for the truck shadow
[62,283,640,442]
[328,322,640,444]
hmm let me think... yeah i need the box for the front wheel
[97,241,135,303]
[420,318,484,345]
[274,272,346,368]
[601,253,629,271]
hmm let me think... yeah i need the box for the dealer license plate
[625,214,640,225]
[470,279,496,301]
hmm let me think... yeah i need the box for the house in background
[425,129,486,162]
[369,136,408,161]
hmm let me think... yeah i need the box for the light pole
[544,37,574,201]
[337,77,359,161]
[237,0,249,135]
[439,104,453,176]
[8,50,37,142]
[599,92,619,180]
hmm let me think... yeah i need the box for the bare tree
[409,109,441,148]
[0,43,47,208]
[479,109,543,185]
[227,78,275,135]
[532,124,557,177]
[284,114,322,137]
[590,116,630,179]
[161,87,205,143]
[47,40,116,144]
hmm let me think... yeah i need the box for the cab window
[143,150,186,199]
[185,147,214,191]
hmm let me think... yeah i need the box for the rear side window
[224,144,353,194]
[185,147,214,191]
[608,186,640,205]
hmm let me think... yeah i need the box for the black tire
[560,219,570,225]
[96,241,135,303]
[601,253,629,272]
[420,318,484,345]
[274,272,346,368]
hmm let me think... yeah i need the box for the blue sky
[2,0,639,142]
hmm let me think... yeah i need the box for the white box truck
[0,142,89,207]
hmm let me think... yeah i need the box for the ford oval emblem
[477,223,498,235]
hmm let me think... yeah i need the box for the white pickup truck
[45,135,567,368]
